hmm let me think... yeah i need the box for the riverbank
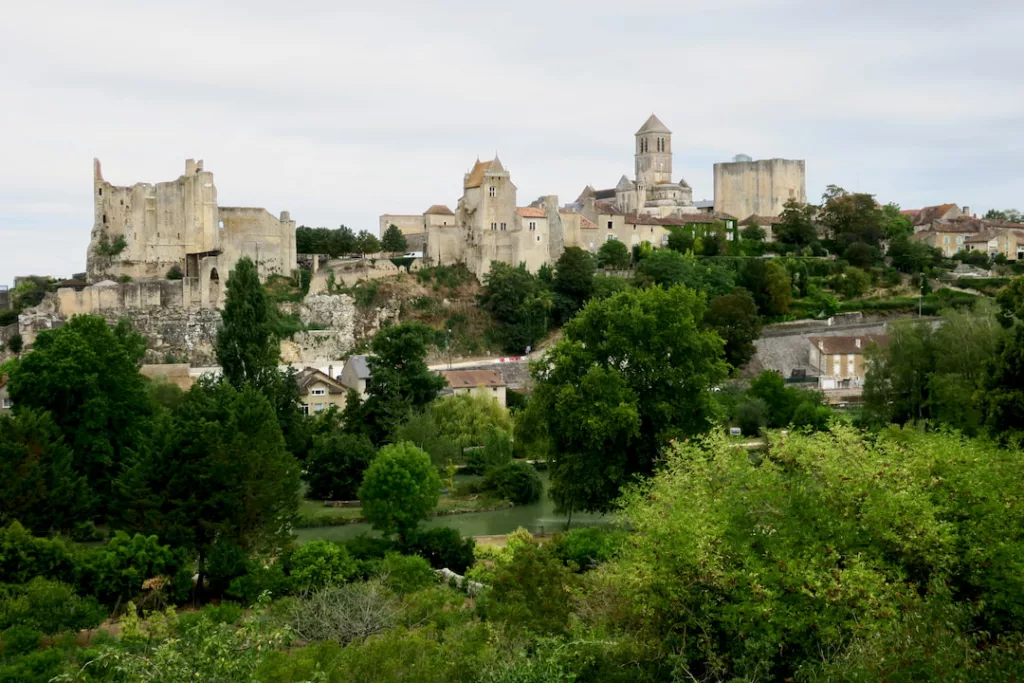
[296,493,512,528]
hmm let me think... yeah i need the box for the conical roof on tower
[635,113,671,135]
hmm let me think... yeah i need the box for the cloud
[0,0,1021,284]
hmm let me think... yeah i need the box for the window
[489,186,495,197]
[956,236,963,244]
[500,222,506,231]
[529,221,536,230]
[491,222,497,230]
[2,398,11,409]
[314,403,326,412]
[944,236,950,244]
[98,188,102,196]
[606,234,616,242]
[607,221,613,229]
[536,235,541,242]
[311,388,326,396]
[300,404,309,415]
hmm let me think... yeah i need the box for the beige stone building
[88,159,297,306]
[808,335,888,388]
[713,155,806,220]
[439,369,506,407]
[909,217,985,257]
[296,367,348,415]
[339,354,371,399]
[965,227,1024,260]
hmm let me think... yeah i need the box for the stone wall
[713,158,806,219]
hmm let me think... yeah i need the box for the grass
[295,488,509,529]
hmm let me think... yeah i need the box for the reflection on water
[295,472,610,544]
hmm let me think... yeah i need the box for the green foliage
[832,264,871,298]
[0,409,88,534]
[289,540,358,592]
[381,224,408,254]
[402,528,476,573]
[596,239,630,269]
[479,535,575,635]
[704,287,762,369]
[549,527,624,572]
[8,315,150,520]
[464,425,513,475]
[355,322,447,444]
[9,278,53,312]
[806,284,840,317]
[92,232,127,257]
[359,442,441,540]
[551,247,595,324]
[748,370,828,429]
[215,256,280,390]
[392,409,460,468]
[888,238,942,273]
[527,285,728,514]
[482,461,542,504]
[296,225,357,257]
[776,198,818,246]
[733,396,769,436]
[740,258,792,316]
[356,229,382,255]
[479,263,551,354]
[957,276,1009,295]
[740,222,766,242]
[428,393,514,451]
[414,263,475,290]
[377,553,435,595]
[165,264,183,280]
[5,335,21,354]
[844,241,878,269]
[0,578,105,635]
[305,430,377,500]
[634,249,735,295]
[0,624,42,656]
[79,530,182,605]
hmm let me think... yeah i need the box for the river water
[295,472,610,544]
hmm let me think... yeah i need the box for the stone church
[577,113,699,217]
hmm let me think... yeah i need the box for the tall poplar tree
[215,256,280,391]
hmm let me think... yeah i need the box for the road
[189,354,530,379]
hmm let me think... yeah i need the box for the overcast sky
[1,0,1021,286]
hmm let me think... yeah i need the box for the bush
[286,580,399,644]
[79,531,181,605]
[6,335,22,355]
[166,265,184,280]
[550,527,625,572]
[482,461,542,505]
[288,541,358,592]
[464,426,513,475]
[402,528,476,574]
[376,553,436,595]
[0,578,105,635]
[0,522,78,586]
[0,625,42,656]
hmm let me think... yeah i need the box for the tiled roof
[809,335,889,355]
[595,201,624,216]
[441,369,506,389]
[900,209,920,218]
[580,217,598,229]
[914,203,959,226]
[965,231,999,244]
[464,158,505,189]
[516,207,546,218]
[594,188,616,200]
[931,217,984,233]
[424,204,454,216]
[296,367,347,395]
[740,214,782,225]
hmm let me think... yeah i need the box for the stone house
[808,335,888,388]
[339,354,371,399]
[907,204,966,232]
[909,217,985,257]
[965,227,1024,261]
[439,369,506,407]
[296,367,348,415]
[0,375,10,411]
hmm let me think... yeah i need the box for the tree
[863,320,934,424]
[358,441,441,542]
[761,260,793,315]
[749,371,803,427]
[843,241,877,269]
[882,202,914,241]
[381,224,408,255]
[215,256,280,391]
[120,379,300,594]
[0,409,88,533]
[818,187,887,250]
[984,208,1023,223]
[428,393,513,450]
[479,262,551,353]
[776,199,818,247]
[6,334,22,354]
[704,288,762,370]
[888,238,941,273]
[740,222,766,242]
[981,324,1024,437]
[832,266,871,299]
[666,226,696,254]
[527,285,728,514]
[635,250,735,296]
[552,246,595,324]
[596,239,630,269]
[305,430,377,501]
[356,230,381,257]
[357,322,446,444]
[7,315,151,519]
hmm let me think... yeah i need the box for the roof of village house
[440,369,506,389]
[740,214,783,226]
[464,158,506,189]
[344,354,371,380]
[965,230,1001,244]
[809,335,889,355]
[594,188,616,201]
[424,204,455,216]
[595,201,625,216]
[900,209,921,218]
[636,113,672,135]
[930,217,985,233]
[296,367,347,395]
[913,203,959,226]
[516,207,546,218]
[580,216,598,229]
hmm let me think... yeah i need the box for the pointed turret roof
[576,185,597,202]
[635,113,671,136]
[487,156,505,174]
[615,175,635,192]
[678,178,691,189]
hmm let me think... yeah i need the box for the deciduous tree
[704,288,762,370]
[596,239,631,269]
[381,224,408,254]
[358,442,441,542]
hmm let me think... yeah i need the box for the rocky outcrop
[300,293,357,332]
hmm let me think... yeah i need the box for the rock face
[300,293,357,332]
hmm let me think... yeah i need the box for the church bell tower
[634,113,673,187]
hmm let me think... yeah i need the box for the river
[295,472,610,544]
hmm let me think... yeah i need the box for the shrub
[6,335,22,355]
[479,538,575,635]
[464,426,513,475]
[226,561,290,605]
[402,528,476,574]
[0,522,78,586]
[286,579,399,644]
[79,531,181,606]
[288,541,358,592]
[376,553,436,595]
[0,625,42,656]
[166,265,184,280]
[0,578,105,635]
[482,462,542,505]
[550,527,625,572]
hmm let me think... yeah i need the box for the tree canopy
[551,246,595,324]
[358,441,441,541]
[704,288,762,370]
[215,256,280,391]
[596,239,630,269]
[381,224,408,254]
[526,285,728,514]
[479,263,551,354]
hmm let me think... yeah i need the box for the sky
[1,0,1022,286]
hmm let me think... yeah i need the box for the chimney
[855,338,861,349]
[962,206,970,217]
[328,364,334,378]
